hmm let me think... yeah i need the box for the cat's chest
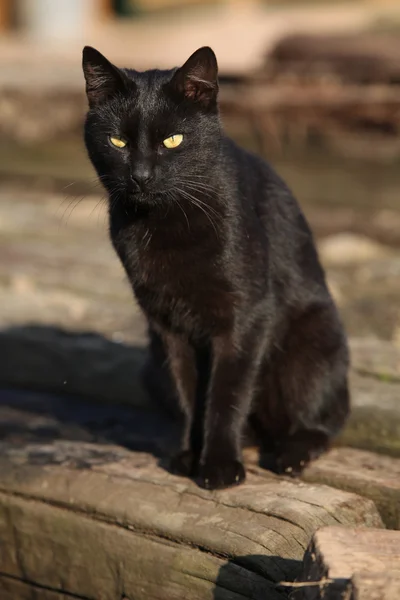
[112,225,234,335]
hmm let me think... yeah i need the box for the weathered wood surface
[0,578,68,600]
[350,572,400,600]
[0,440,383,600]
[293,526,400,599]
[303,447,400,530]
[1,387,399,533]
[339,371,400,458]
[349,337,400,382]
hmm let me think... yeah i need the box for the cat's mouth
[127,188,161,206]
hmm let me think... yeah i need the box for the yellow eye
[163,134,183,149]
[109,136,127,149]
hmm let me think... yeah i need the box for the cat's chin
[126,191,160,206]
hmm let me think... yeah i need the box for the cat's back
[222,137,300,216]
[223,137,328,292]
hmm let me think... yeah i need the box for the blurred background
[0,0,399,455]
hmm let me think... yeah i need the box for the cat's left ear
[170,47,218,107]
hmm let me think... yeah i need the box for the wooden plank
[303,447,400,529]
[0,443,383,600]
[351,572,400,600]
[293,526,400,599]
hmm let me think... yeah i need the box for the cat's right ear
[82,47,128,108]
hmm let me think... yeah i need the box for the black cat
[82,46,350,490]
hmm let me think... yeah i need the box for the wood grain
[0,443,383,600]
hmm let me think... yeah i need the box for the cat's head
[82,46,221,205]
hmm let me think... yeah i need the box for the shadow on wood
[213,555,300,599]
[1,324,400,459]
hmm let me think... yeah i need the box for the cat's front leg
[162,333,198,477]
[199,327,266,490]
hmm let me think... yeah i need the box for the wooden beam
[294,527,400,599]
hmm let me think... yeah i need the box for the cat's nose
[131,164,152,190]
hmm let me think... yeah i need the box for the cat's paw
[169,450,197,477]
[274,455,306,478]
[272,431,329,477]
[273,451,310,477]
[198,458,245,490]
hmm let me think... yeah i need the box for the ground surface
[0,403,385,600]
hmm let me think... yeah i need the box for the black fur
[82,46,350,490]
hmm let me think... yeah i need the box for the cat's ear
[82,46,128,108]
[171,47,218,107]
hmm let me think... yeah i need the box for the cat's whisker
[168,192,191,232]
[174,180,221,206]
[190,201,220,238]
[175,187,220,237]
[61,181,79,192]
[58,196,86,228]
[179,174,215,181]
[60,175,108,200]
[177,176,216,185]
[183,193,221,221]
[176,179,218,194]
[58,179,124,228]
[159,188,186,228]
[59,179,104,210]
[89,196,108,221]
[59,189,98,225]
[143,228,153,250]
[175,184,222,222]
